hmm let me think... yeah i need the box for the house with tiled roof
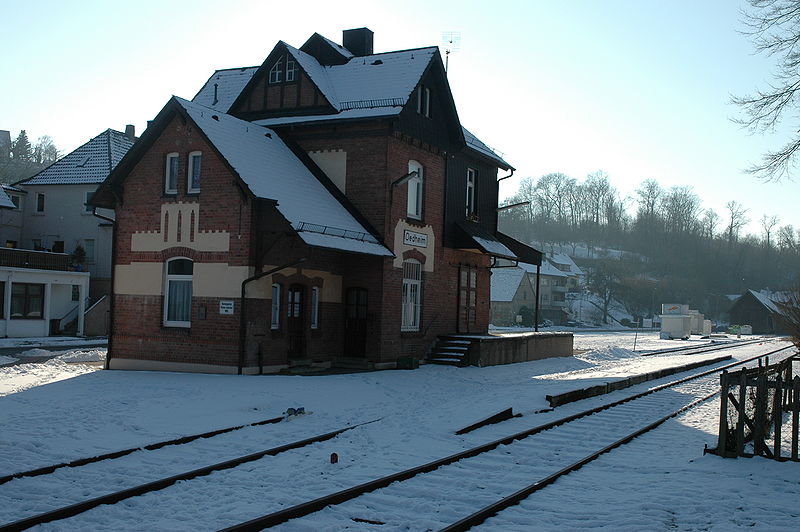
[15,127,135,297]
[92,28,554,374]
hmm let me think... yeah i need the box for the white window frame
[10,195,20,210]
[271,283,281,329]
[163,258,193,328]
[269,58,284,84]
[406,160,423,220]
[187,151,202,194]
[35,192,45,213]
[423,87,431,117]
[286,58,296,82]
[466,168,476,217]
[165,152,179,194]
[401,259,422,332]
[310,286,319,329]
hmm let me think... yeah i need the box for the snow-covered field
[0,333,796,530]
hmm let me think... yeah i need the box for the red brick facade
[102,34,508,374]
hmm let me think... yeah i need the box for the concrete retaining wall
[464,332,573,367]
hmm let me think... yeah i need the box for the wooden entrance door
[458,265,478,333]
[344,287,368,357]
[287,285,305,358]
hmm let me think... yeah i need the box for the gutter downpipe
[238,257,307,375]
[92,207,115,369]
[534,263,541,332]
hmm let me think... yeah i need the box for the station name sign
[403,230,428,248]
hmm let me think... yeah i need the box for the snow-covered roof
[192,67,259,112]
[325,47,437,111]
[549,252,583,276]
[520,259,568,277]
[747,289,796,316]
[193,45,436,116]
[176,98,392,257]
[462,127,511,169]
[254,107,401,128]
[20,129,134,186]
[317,34,354,59]
[491,267,525,302]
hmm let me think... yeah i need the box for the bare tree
[701,208,720,239]
[778,223,797,251]
[33,136,59,165]
[725,200,750,243]
[760,214,780,248]
[733,0,800,180]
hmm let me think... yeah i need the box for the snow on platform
[0,337,795,530]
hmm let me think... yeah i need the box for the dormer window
[269,55,297,84]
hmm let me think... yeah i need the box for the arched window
[164,258,192,327]
[401,259,422,331]
[407,160,423,220]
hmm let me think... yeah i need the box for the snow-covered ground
[0,333,796,530]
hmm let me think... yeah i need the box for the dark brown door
[287,285,305,358]
[458,265,477,333]
[344,287,368,357]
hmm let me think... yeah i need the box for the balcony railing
[0,248,72,271]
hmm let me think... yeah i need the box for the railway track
[220,344,794,531]
[0,342,791,531]
[0,418,379,531]
[638,336,766,356]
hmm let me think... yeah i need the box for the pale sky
[3,0,798,236]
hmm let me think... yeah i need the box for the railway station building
[93,28,544,374]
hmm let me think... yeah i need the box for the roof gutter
[497,168,515,181]
[238,257,307,375]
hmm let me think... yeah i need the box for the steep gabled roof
[491,267,526,302]
[300,32,354,64]
[98,97,391,257]
[462,127,512,170]
[520,259,568,277]
[747,289,796,316]
[18,129,134,186]
[192,66,260,113]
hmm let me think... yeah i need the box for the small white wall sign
[219,300,235,315]
[403,230,428,248]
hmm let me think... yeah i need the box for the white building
[13,127,134,297]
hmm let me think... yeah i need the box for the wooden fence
[710,354,800,461]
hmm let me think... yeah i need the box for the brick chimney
[342,28,373,56]
[124,124,135,141]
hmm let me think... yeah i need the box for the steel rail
[219,344,794,531]
[440,389,721,531]
[0,414,285,486]
[639,337,766,357]
[0,419,379,532]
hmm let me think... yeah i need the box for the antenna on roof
[441,32,461,73]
